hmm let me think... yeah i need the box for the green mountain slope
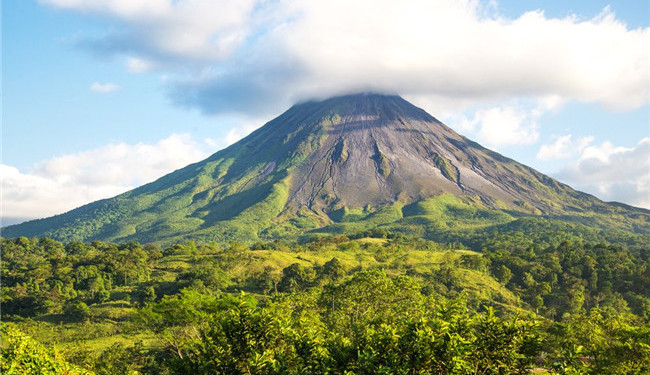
[4,94,649,244]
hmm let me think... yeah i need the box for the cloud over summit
[43,0,649,116]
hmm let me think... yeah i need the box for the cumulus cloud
[556,138,650,209]
[1,134,214,223]
[221,121,262,147]
[42,0,257,62]
[90,82,121,92]
[126,57,153,73]
[537,134,594,161]
[42,0,649,116]
[463,105,539,147]
[442,97,565,148]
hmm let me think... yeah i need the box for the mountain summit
[4,93,648,243]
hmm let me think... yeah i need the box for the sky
[2,0,649,226]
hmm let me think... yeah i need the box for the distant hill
[4,93,649,244]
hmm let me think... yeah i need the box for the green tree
[319,257,346,282]
[135,285,157,307]
[0,324,94,375]
[64,300,91,322]
[278,263,316,293]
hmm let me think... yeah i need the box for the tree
[64,300,91,322]
[0,324,94,375]
[319,257,346,282]
[278,263,315,293]
[321,269,422,332]
[135,285,157,307]
[494,264,513,285]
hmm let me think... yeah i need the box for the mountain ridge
[4,93,649,243]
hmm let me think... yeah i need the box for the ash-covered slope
[4,94,648,243]
[285,95,587,214]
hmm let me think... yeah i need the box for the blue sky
[2,0,649,225]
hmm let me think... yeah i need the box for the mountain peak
[4,94,648,244]
[290,92,436,123]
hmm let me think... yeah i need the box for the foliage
[64,300,91,322]
[1,234,649,374]
[0,324,95,375]
[143,282,542,375]
[484,240,650,319]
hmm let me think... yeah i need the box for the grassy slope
[6,180,648,249]
[1,100,332,244]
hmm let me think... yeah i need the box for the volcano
[4,93,649,243]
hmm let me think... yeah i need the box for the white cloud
[475,106,539,147]
[42,0,650,115]
[580,141,631,163]
[202,116,265,150]
[444,99,551,148]
[126,57,153,73]
[41,0,257,61]
[2,134,213,222]
[222,122,260,146]
[556,138,650,209]
[90,82,121,93]
[537,134,594,161]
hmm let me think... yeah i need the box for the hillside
[4,94,649,244]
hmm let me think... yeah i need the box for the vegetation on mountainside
[4,94,649,245]
[2,232,649,374]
